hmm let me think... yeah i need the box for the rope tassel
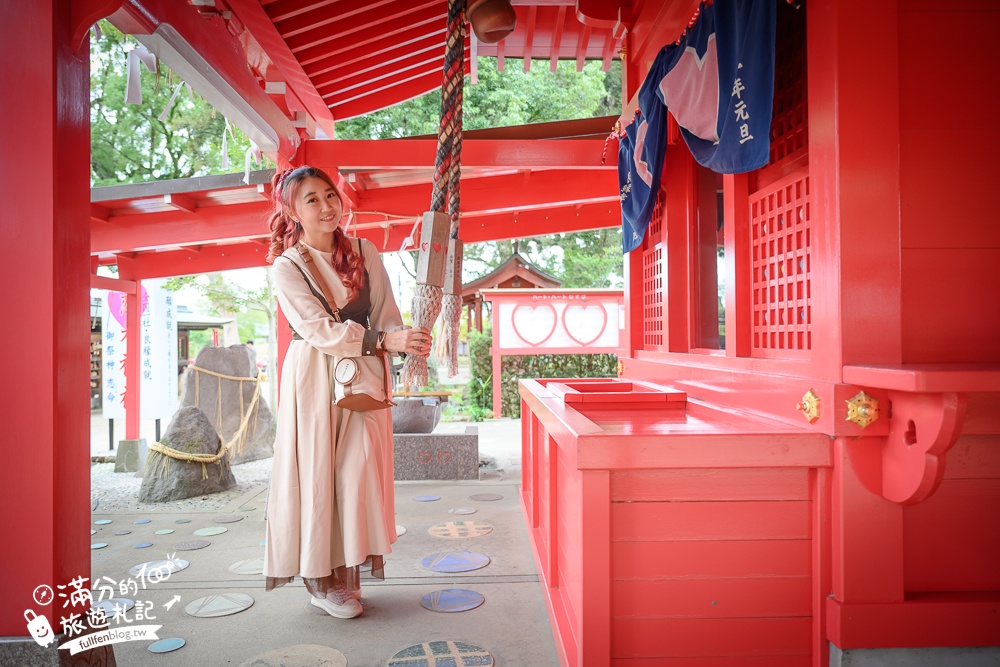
[401,284,444,387]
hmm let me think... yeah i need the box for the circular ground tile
[113,529,132,536]
[132,542,153,549]
[421,551,491,573]
[91,543,108,550]
[175,519,191,524]
[155,529,174,535]
[428,521,494,540]
[238,506,256,512]
[148,637,185,654]
[413,495,441,502]
[92,598,134,617]
[90,530,96,536]
[469,493,503,502]
[420,589,486,613]
[396,525,407,537]
[229,557,265,575]
[129,558,189,578]
[193,526,228,536]
[94,519,112,525]
[133,519,152,524]
[185,593,254,618]
[388,641,493,667]
[214,514,244,523]
[448,507,477,515]
[236,645,346,667]
[173,540,211,551]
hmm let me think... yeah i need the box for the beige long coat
[264,238,403,587]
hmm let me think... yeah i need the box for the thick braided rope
[440,12,465,377]
[188,365,262,456]
[401,284,444,387]
[430,0,465,214]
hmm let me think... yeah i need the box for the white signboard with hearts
[489,291,623,353]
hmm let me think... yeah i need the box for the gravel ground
[90,457,273,513]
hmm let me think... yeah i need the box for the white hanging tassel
[221,118,236,170]
[157,81,187,122]
[125,51,142,104]
[242,140,261,184]
[125,45,157,105]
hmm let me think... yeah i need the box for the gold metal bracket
[796,389,820,424]
[845,390,880,429]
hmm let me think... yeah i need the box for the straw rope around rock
[143,365,264,480]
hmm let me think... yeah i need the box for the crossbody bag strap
[294,242,342,323]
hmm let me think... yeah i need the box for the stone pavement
[88,417,559,666]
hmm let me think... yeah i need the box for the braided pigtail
[265,168,303,263]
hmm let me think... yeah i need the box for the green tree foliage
[336,57,620,136]
[90,20,256,186]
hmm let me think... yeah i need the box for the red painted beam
[227,0,336,139]
[305,25,445,82]
[92,171,618,254]
[91,202,270,254]
[310,31,446,92]
[304,138,615,169]
[355,170,618,216]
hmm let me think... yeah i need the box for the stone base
[831,645,1000,666]
[394,427,479,480]
[0,632,117,666]
[114,438,147,473]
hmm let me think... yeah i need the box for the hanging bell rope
[401,0,467,387]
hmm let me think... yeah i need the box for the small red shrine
[3,1,999,666]
[462,250,561,332]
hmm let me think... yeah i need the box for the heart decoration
[421,242,429,251]
[561,303,608,347]
[433,242,442,252]
[108,287,150,329]
[437,451,452,464]
[510,302,558,347]
[418,450,432,464]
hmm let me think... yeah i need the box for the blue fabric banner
[619,0,775,253]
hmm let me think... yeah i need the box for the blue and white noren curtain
[619,0,776,253]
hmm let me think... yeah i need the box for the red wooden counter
[519,377,830,666]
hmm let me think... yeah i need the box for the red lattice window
[642,192,665,348]
[751,173,810,354]
[769,1,807,163]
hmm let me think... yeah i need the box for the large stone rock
[391,397,443,434]
[139,407,237,502]
[180,344,276,464]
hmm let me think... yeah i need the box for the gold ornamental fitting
[796,389,820,424]
[845,390,880,429]
[616,359,624,377]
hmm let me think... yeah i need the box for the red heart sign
[433,242,442,252]
[561,303,608,347]
[510,302,558,347]
[437,451,452,464]
[418,450,432,463]
[421,242,429,251]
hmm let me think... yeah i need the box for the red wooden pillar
[808,0,902,380]
[0,0,92,644]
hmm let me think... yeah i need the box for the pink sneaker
[309,589,362,619]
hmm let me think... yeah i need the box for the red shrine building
[3,1,999,666]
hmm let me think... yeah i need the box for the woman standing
[262,166,432,618]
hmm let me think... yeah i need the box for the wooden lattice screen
[750,1,809,356]
[642,191,665,348]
